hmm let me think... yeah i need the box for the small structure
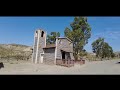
[0,62,4,69]
[32,29,74,66]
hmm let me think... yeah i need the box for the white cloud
[93,28,120,40]
[85,29,120,52]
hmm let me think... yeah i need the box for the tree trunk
[74,55,78,61]
[74,52,79,61]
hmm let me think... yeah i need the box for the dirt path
[0,59,120,74]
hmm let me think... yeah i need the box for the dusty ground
[0,59,120,75]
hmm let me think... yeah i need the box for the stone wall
[32,30,46,63]
[43,48,55,65]
[32,37,38,63]
[56,38,74,60]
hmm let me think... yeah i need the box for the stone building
[32,29,74,65]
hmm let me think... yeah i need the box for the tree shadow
[116,62,120,64]
[0,62,4,69]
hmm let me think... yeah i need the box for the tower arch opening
[35,31,38,37]
[41,31,44,37]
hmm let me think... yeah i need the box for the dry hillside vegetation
[0,44,32,62]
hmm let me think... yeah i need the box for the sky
[0,16,120,52]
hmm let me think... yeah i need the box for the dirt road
[0,59,120,74]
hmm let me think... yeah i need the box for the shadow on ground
[116,62,120,64]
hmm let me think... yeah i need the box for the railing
[75,59,85,65]
[56,59,75,67]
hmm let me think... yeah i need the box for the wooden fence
[56,59,75,67]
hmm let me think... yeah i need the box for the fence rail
[56,59,75,67]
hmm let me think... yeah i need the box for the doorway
[62,51,65,59]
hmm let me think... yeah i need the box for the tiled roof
[43,44,56,49]
[56,37,72,43]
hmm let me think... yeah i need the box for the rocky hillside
[0,44,33,60]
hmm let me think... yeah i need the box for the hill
[0,44,33,61]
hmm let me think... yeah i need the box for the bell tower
[32,29,46,64]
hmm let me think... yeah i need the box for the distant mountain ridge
[0,43,31,47]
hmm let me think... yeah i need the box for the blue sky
[0,17,120,52]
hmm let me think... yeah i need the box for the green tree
[104,43,114,60]
[64,17,91,60]
[92,37,114,60]
[78,49,87,58]
[92,37,104,59]
[47,32,60,44]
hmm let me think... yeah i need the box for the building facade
[32,29,74,65]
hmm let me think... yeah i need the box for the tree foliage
[78,49,87,57]
[46,32,60,44]
[64,17,91,60]
[92,37,114,60]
